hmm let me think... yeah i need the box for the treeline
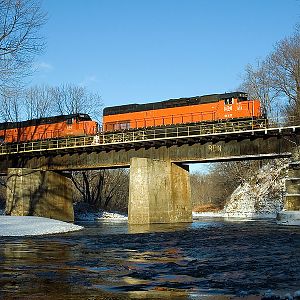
[191,161,263,211]
[72,169,129,213]
[0,84,102,123]
[240,25,300,120]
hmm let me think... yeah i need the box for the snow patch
[193,211,224,218]
[277,211,300,226]
[76,211,128,222]
[96,211,128,222]
[0,216,83,236]
[223,161,287,219]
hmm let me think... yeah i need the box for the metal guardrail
[0,118,298,156]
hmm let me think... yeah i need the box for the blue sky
[32,0,299,173]
[33,0,300,107]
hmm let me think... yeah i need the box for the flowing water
[0,218,299,300]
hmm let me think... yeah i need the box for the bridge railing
[0,117,298,155]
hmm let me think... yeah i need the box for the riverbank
[75,210,128,222]
[192,210,300,225]
[0,207,299,238]
[0,209,128,236]
[0,216,83,236]
[193,211,277,219]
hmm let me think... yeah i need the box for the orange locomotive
[0,113,98,143]
[102,92,261,132]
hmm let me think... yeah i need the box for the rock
[294,290,300,299]
[277,211,300,226]
[283,293,293,300]
[261,289,280,299]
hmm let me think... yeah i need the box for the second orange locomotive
[102,92,261,131]
[0,113,97,143]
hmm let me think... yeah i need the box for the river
[0,218,299,300]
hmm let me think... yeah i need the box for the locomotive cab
[65,113,97,136]
[222,92,248,105]
[66,113,91,124]
[77,114,92,121]
[220,92,261,120]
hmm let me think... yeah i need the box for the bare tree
[191,161,263,211]
[0,90,23,121]
[51,84,103,121]
[24,85,54,119]
[191,172,218,208]
[0,0,46,122]
[240,25,300,122]
[240,60,280,118]
[0,0,46,94]
[0,83,103,122]
[71,169,129,213]
[268,27,300,119]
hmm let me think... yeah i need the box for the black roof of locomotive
[103,92,248,116]
[0,113,91,130]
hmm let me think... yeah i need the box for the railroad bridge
[1,119,300,224]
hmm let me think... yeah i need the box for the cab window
[66,118,73,125]
[225,98,233,105]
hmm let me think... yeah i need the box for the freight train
[0,92,262,144]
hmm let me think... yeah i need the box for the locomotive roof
[0,113,91,130]
[103,92,248,116]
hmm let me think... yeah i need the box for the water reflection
[0,219,299,299]
[0,240,79,299]
[128,222,191,234]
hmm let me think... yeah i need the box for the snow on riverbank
[0,216,83,236]
[223,161,287,219]
[277,211,300,226]
[193,211,280,220]
[196,161,300,226]
[76,210,128,222]
[0,210,127,236]
[193,211,224,218]
[97,211,128,221]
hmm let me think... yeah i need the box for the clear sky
[32,0,300,173]
[33,0,300,107]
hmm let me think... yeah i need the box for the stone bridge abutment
[277,146,300,224]
[6,168,74,222]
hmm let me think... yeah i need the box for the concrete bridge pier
[128,158,192,225]
[277,150,300,224]
[6,168,74,222]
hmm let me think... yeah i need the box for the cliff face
[223,160,288,218]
